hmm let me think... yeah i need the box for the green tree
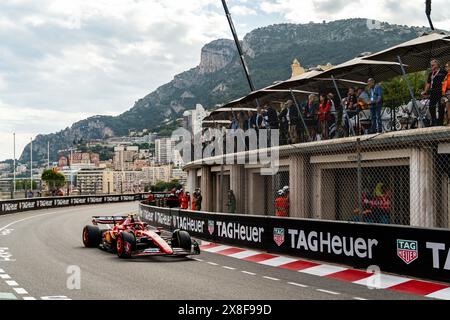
[150,180,181,192]
[41,169,66,190]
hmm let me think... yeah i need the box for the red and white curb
[200,242,450,300]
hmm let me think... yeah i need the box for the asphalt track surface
[0,203,430,300]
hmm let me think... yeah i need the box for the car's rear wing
[92,216,128,225]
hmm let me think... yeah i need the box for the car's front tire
[171,230,192,250]
[116,232,136,259]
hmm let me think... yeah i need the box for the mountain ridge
[20,18,434,163]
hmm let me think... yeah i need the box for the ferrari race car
[82,215,200,259]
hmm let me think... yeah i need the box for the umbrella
[288,77,367,94]
[261,69,326,91]
[317,58,407,83]
[362,32,450,73]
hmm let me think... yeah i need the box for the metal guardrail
[0,194,149,215]
[139,202,450,284]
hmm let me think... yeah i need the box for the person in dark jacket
[423,59,448,126]
[278,103,289,145]
[265,105,279,130]
[286,100,300,144]
[227,190,237,214]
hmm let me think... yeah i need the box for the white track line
[207,262,218,266]
[0,207,136,233]
[22,297,37,300]
[354,297,368,300]
[317,289,340,295]
[0,269,4,273]
[263,276,280,281]
[6,280,18,287]
[0,274,11,279]
[222,266,236,270]
[241,271,256,276]
[288,282,308,288]
[13,288,28,295]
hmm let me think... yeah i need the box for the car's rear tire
[171,230,192,250]
[116,232,136,259]
[82,225,101,248]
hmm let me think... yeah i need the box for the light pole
[30,137,33,192]
[13,132,16,197]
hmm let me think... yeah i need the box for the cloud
[259,0,450,28]
[231,5,258,16]
[0,0,449,161]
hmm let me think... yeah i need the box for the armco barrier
[139,203,450,283]
[0,194,148,215]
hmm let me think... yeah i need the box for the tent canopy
[362,32,450,73]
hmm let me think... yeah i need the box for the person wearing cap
[227,190,237,214]
[368,78,383,134]
[275,190,289,217]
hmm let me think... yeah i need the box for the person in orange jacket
[181,192,190,210]
[275,190,289,217]
[443,61,450,125]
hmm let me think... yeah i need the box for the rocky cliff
[20,18,433,163]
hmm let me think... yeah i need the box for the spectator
[357,87,370,109]
[282,186,290,203]
[265,104,279,130]
[286,100,300,144]
[318,94,332,140]
[343,87,359,136]
[442,61,450,126]
[227,190,236,214]
[368,78,383,134]
[305,94,319,139]
[422,59,447,126]
[256,106,265,130]
[191,191,197,211]
[147,192,155,205]
[230,113,239,131]
[279,102,289,145]
[181,192,190,210]
[195,189,203,211]
[275,190,289,217]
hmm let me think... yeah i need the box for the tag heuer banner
[139,204,450,283]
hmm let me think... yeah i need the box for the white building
[113,171,147,193]
[142,165,172,186]
[183,104,210,136]
[155,138,175,164]
[113,146,139,171]
[76,168,114,195]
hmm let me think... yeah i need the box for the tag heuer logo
[397,240,418,265]
[208,221,215,235]
[273,228,285,247]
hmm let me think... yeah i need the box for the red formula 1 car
[82,215,200,259]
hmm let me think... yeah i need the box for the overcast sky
[0,0,449,161]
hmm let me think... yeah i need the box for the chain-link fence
[215,128,449,230]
